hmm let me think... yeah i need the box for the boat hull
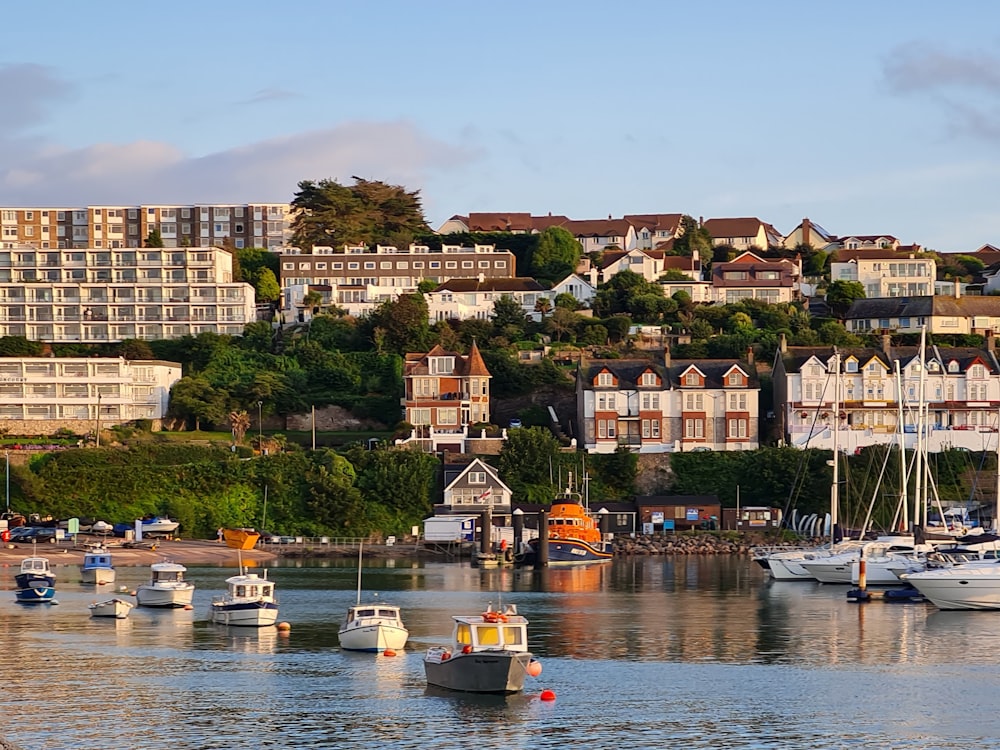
[211,601,279,627]
[89,598,132,619]
[766,556,816,581]
[81,567,116,585]
[16,586,55,603]
[904,566,1000,610]
[526,538,613,565]
[801,559,854,584]
[136,584,195,608]
[339,623,409,652]
[424,651,533,694]
[15,572,56,589]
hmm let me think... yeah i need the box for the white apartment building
[0,204,291,250]
[0,357,181,435]
[775,340,1000,452]
[280,243,516,317]
[0,245,256,342]
[831,250,935,298]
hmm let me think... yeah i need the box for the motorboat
[89,597,133,619]
[338,542,408,652]
[14,556,56,603]
[902,560,1000,610]
[223,528,260,550]
[140,517,180,536]
[424,603,540,694]
[801,537,925,584]
[210,566,278,627]
[524,484,613,565]
[80,546,116,585]
[135,561,195,608]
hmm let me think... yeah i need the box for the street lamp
[257,401,263,449]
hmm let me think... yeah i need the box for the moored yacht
[135,561,195,608]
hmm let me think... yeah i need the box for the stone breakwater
[614,534,755,556]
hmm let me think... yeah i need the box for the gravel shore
[0,538,278,568]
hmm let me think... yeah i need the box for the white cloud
[0,121,477,205]
[0,63,477,205]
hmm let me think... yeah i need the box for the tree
[531,226,582,282]
[145,228,165,248]
[229,410,251,444]
[826,280,866,317]
[168,376,229,430]
[0,337,43,357]
[113,339,155,360]
[497,427,563,502]
[290,177,430,248]
[546,307,579,342]
[554,292,581,311]
[660,268,693,281]
[364,294,433,355]
[534,297,552,320]
[303,290,323,308]
[491,295,529,334]
[255,268,281,303]
[671,215,713,259]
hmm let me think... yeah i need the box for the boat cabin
[151,567,186,583]
[229,575,273,600]
[344,605,403,626]
[83,553,113,569]
[450,607,528,653]
[20,557,51,575]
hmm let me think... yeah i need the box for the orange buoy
[526,660,542,677]
[183,605,193,611]
[383,649,397,657]
[462,645,473,654]
[277,621,291,632]
[540,689,556,701]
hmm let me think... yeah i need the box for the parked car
[509,418,523,428]
[11,526,57,543]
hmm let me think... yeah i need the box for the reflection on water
[4,557,1000,748]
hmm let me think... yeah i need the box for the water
[3,556,1000,749]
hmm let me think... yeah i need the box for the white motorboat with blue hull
[210,569,278,627]
[15,585,55,603]
[14,556,56,603]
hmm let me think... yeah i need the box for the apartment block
[0,204,292,250]
[0,245,256,342]
[0,357,181,435]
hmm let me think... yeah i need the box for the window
[685,372,699,386]
[728,419,748,438]
[597,372,613,386]
[640,372,657,386]
[468,471,486,484]
[684,418,704,439]
[728,372,743,386]
[684,393,704,411]
[845,359,858,373]
[728,393,747,411]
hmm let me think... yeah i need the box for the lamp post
[257,401,263,449]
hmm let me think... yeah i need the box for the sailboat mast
[895,359,908,532]
[831,351,840,543]
[355,541,363,606]
[914,327,928,530]
[995,403,1000,533]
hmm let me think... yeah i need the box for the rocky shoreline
[613,533,761,556]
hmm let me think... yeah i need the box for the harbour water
[3,555,1000,749]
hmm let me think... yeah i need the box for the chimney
[779,332,787,354]
[663,346,671,369]
[882,333,892,356]
[802,217,811,244]
[746,346,755,365]
[987,330,996,355]
[954,279,961,299]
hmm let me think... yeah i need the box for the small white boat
[135,561,195,608]
[81,547,116,585]
[338,542,408,652]
[210,567,278,627]
[424,604,540,694]
[140,517,180,535]
[89,597,133,619]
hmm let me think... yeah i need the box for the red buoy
[383,649,397,657]
[539,689,556,701]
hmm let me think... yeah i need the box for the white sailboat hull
[338,622,409,652]
[136,583,194,608]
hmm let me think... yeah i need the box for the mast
[913,327,928,531]
[996,403,1000,532]
[355,540,363,606]
[895,360,908,532]
[830,351,840,543]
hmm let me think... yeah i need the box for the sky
[4,1,1000,251]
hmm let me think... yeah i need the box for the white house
[425,278,547,323]
[548,273,597,309]
[831,249,935,298]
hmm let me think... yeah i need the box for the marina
[3,555,1000,748]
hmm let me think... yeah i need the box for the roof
[702,217,767,240]
[779,345,1000,375]
[835,234,899,244]
[833,249,930,262]
[562,219,634,238]
[624,213,683,233]
[403,344,493,378]
[433,277,545,293]
[843,297,934,319]
[467,213,534,232]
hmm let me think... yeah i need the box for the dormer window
[429,356,455,375]
[640,372,657,387]
[948,361,959,373]
[728,372,743,386]
[685,372,699,386]
[970,364,986,379]
[468,471,486,484]
[597,372,613,387]
[927,361,938,372]
[845,360,858,373]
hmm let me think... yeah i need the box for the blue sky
[3,1,1000,250]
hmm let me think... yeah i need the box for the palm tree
[229,410,251,445]
[534,297,553,321]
